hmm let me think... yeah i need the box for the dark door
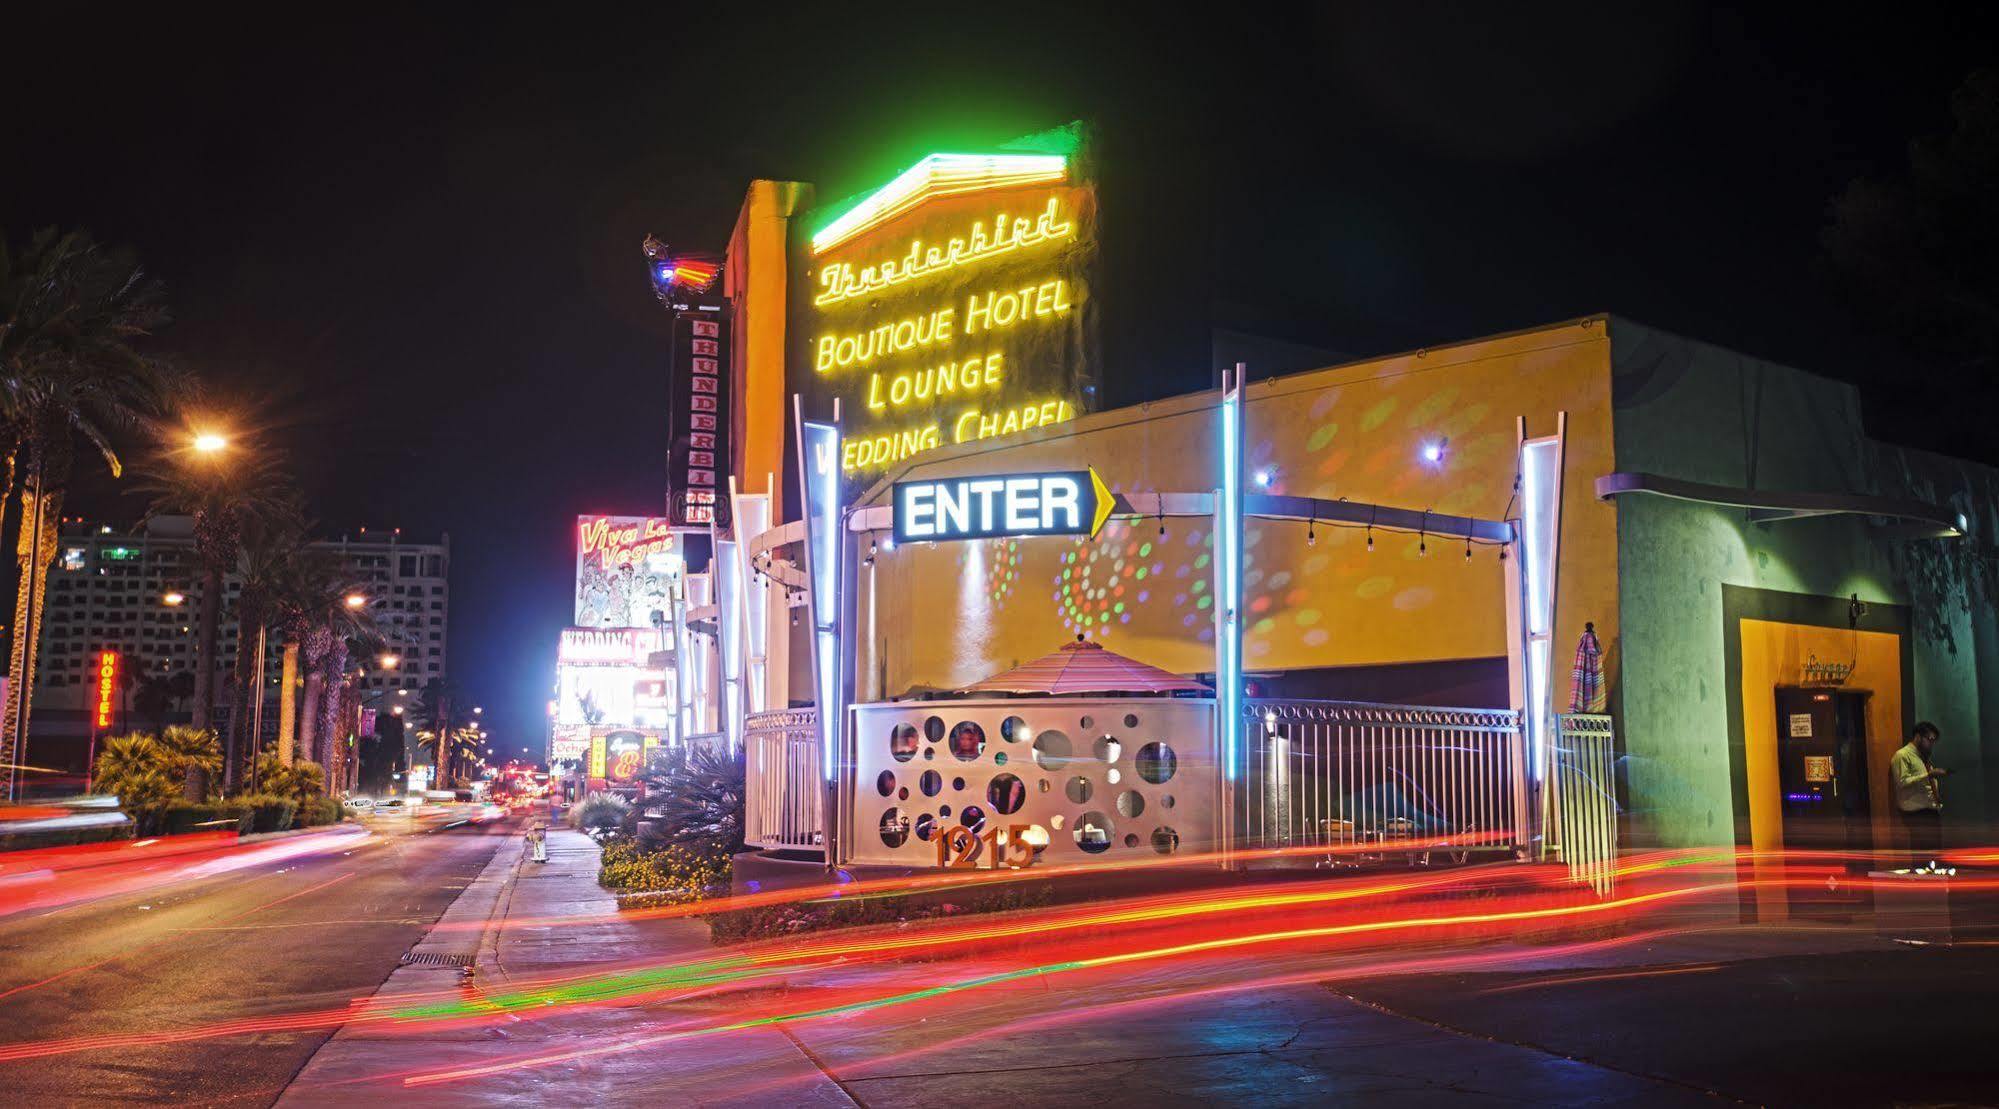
[1773,688,1873,856]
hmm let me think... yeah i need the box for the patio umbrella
[961,636,1210,696]
[1569,621,1607,713]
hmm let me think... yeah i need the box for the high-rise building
[19,516,448,755]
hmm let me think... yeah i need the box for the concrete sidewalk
[278,824,849,1107]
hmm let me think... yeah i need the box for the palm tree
[0,229,171,795]
[136,440,294,741]
[267,550,372,785]
[158,724,221,802]
[225,511,305,789]
[414,724,480,788]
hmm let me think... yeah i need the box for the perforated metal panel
[849,697,1216,868]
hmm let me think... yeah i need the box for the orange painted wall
[726,180,810,501]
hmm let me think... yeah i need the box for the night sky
[7,4,1996,755]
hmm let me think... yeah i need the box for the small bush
[161,801,253,836]
[242,794,298,833]
[568,791,632,838]
[294,796,345,827]
[705,885,1053,946]
[599,842,728,901]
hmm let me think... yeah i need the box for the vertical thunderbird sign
[668,306,732,530]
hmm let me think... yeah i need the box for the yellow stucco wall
[855,317,1620,701]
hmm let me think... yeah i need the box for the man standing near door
[1891,721,1947,862]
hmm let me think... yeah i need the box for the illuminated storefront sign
[557,627,664,667]
[667,309,732,529]
[797,141,1099,480]
[550,724,590,763]
[589,730,651,784]
[893,469,1115,544]
[92,650,119,734]
[574,515,682,628]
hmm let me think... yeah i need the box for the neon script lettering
[813,197,1075,308]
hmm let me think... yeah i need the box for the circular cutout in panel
[1050,813,1065,830]
[940,804,952,817]
[890,724,919,763]
[914,813,937,841]
[1123,713,1140,729]
[923,716,946,743]
[1065,776,1093,804]
[875,770,896,797]
[952,776,966,791]
[961,805,987,834]
[1107,768,1122,785]
[880,808,910,848]
[1001,716,1030,744]
[994,752,1008,766]
[988,773,1026,815]
[949,721,986,760]
[1136,742,1177,784]
[923,747,936,761]
[1151,826,1180,854]
[1032,730,1074,771]
[1079,715,1095,731]
[1123,833,1141,848]
[1116,790,1146,819]
[1037,777,1051,793]
[1162,793,1176,809]
[1094,736,1122,765]
[1073,810,1115,854]
[898,787,909,801]
[920,769,943,796]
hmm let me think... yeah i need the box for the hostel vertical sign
[668,306,732,530]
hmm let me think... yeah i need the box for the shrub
[242,794,298,833]
[253,758,327,805]
[568,791,632,838]
[599,842,728,900]
[161,801,253,836]
[294,796,345,827]
[638,745,744,858]
[706,885,1053,946]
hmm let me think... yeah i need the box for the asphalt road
[1340,944,1999,1106]
[0,815,515,1106]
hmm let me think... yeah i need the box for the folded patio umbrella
[1569,621,1607,713]
[961,636,1210,696]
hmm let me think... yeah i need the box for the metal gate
[1244,700,1530,863]
[1548,712,1619,894]
[744,708,822,851]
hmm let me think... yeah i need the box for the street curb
[274,830,526,1105]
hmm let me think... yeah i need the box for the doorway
[1773,687,1873,856]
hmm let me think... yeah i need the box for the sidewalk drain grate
[400,951,474,968]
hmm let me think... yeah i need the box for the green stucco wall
[1609,318,1996,848]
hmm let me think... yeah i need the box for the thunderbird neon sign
[893,469,1114,544]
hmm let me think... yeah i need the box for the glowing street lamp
[379,653,400,669]
[473,706,483,715]
[193,432,228,454]
[344,593,367,609]
[162,591,186,607]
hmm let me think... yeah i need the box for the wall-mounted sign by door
[893,469,1115,544]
